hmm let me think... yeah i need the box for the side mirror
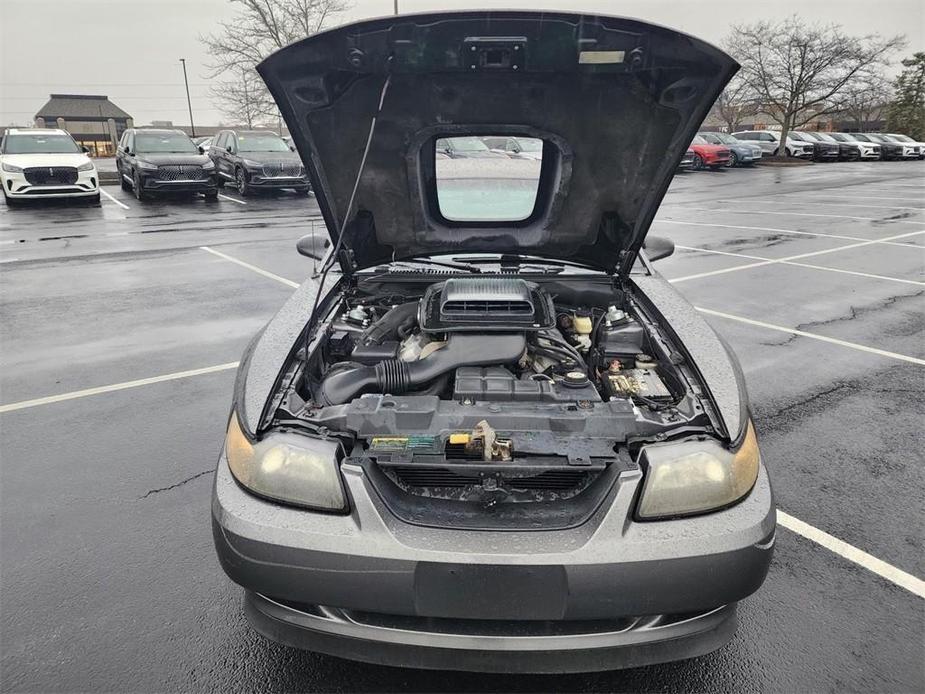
[82,146,90,154]
[296,234,331,260]
[124,149,132,156]
[198,146,205,154]
[643,236,675,262]
[226,145,233,153]
[290,145,296,152]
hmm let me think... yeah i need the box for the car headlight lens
[77,161,95,172]
[2,162,23,173]
[136,159,158,170]
[636,421,760,520]
[224,414,347,511]
[242,159,262,169]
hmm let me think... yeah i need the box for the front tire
[2,192,22,208]
[133,171,151,201]
[727,152,738,168]
[118,163,131,191]
[692,154,704,171]
[235,168,252,197]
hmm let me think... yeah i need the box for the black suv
[789,131,839,161]
[209,130,310,196]
[116,129,217,201]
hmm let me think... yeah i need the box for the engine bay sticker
[370,436,436,451]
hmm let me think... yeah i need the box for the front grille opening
[386,465,595,498]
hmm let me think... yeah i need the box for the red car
[689,135,731,169]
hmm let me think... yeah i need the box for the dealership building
[33,94,133,157]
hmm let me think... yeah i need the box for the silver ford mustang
[211,10,775,673]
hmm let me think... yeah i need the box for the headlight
[636,421,760,520]
[242,159,262,169]
[201,160,215,171]
[136,159,158,170]
[77,161,95,172]
[224,414,347,511]
[1,162,23,173]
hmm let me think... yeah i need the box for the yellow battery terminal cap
[449,433,470,445]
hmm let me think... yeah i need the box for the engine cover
[419,278,556,333]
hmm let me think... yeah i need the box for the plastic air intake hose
[318,333,526,406]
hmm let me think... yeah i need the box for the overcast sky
[1,0,922,127]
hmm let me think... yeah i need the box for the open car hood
[259,11,737,274]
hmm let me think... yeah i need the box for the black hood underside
[259,12,737,274]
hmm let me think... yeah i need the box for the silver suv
[732,130,814,158]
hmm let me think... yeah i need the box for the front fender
[238,273,343,435]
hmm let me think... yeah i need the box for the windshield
[813,133,837,142]
[866,134,889,143]
[442,137,489,152]
[789,132,810,142]
[890,134,913,142]
[829,133,849,142]
[691,135,707,144]
[715,133,738,144]
[3,133,81,154]
[236,133,290,152]
[135,132,197,154]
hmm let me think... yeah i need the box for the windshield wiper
[451,254,590,274]
[385,257,483,273]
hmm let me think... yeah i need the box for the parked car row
[676,129,924,172]
[115,128,310,202]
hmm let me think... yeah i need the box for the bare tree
[839,72,891,132]
[725,17,904,157]
[202,0,351,124]
[711,74,758,132]
[212,67,276,128]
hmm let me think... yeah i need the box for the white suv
[1,128,100,206]
[732,130,814,158]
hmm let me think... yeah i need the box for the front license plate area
[414,563,567,620]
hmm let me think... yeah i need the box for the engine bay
[270,274,719,525]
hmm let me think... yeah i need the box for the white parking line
[695,307,925,366]
[200,245,300,288]
[100,189,130,210]
[729,199,924,212]
[0,362,239,414]
[669,229,925,282]
[657,219,924,246]
[675,244,925,287]
[663,207,925,224]
[778,512,925,598]
[218,193,247,205]
[807,194,925,202]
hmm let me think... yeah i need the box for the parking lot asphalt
[1,162,923,692]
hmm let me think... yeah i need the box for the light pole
[179,58,196,137]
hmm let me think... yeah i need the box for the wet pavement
[1,162,923,692]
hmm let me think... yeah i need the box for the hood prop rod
[302,67,393,365]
